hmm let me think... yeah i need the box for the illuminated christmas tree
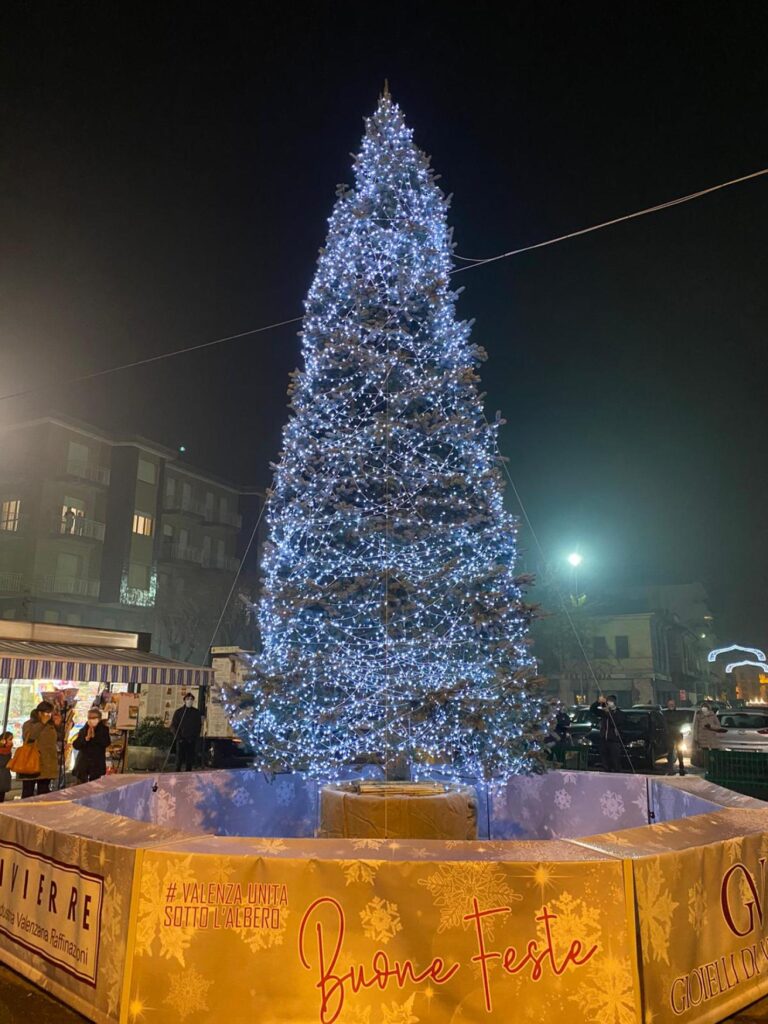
[229,89,541,780]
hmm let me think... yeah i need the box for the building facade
[536,583,716,707]
[0,416,249,662]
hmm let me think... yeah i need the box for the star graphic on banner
[520,861,569,900]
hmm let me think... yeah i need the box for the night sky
[1,4,767,639]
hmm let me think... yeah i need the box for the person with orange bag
[17,700,58,797]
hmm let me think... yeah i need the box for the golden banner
[635,831,768,1023]
[0,838,103,983]
[125,843,642,1024]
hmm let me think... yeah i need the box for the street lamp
[566,552,583,599]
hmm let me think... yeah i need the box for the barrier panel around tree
[1,771,768,1024]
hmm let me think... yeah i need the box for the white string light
[225,92,542,781]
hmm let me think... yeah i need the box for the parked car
[710,710,768,752]
[568,705,601,747]
[582,708,668,770]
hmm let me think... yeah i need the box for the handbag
[7,737,41,776]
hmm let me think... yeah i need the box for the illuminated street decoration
[723,659,768,674]
[226,91,540,780]
[708,643,766,663]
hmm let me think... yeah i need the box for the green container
[706,750,768,800]
[553,745,589,772]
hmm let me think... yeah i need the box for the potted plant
[126,717,173,771]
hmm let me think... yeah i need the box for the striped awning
[0,641,211,688]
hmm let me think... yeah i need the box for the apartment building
[0,416,247,660]
[536,585,715,707]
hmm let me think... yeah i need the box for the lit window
[60,502,85,534]
[137,458,157,484]
[0,499,21,532]
[132,512,154,536]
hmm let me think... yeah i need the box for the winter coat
[21,718,59,780]
[170,704,203,741]
[72,721,111,781]
[693,705,721,750]
[0,742,12,793]
[590,701,626,741]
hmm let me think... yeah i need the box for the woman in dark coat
[72,708,111,783]
[20,700,58,797]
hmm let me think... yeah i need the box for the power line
[451,165,768,272]
[1,164,766,406]
[0,316,303,404]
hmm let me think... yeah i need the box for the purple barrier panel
[490,769,651,839]
[142,770,318,836]
[649,778,725,823]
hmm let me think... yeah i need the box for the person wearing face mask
[72,708,111,784]
[590,693,627,772]
[170,692,203,771]
[19,700,58,797]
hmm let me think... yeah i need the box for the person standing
[591,694,626,772]
[692,700,725,769]
[170,692,203,771]
[663,698,686,775]
[72,708,111,783]
[0,732,13,802]
[19,701,58,797]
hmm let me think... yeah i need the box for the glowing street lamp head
[567,552,583,568]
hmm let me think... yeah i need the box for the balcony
[50,514,106,541]
[35,575,100,598]
[162,494,205,517]
[201,552,240,572]
[159,542,203,565]
[61,460,111,487]
[203,506,242,529]
[0,572,24,592]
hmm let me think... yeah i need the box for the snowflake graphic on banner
[360,896,402,944]
[235,907,289,953]
[419,862,520,935]
[352,838,388,850]
[554,788,572,810]
[100,876,125,1015]
[136,855,196,966]
[570,953,637,1024]
[341,860,379,886]
[164,965,213,1021]
[381,994,419,1023]
[600,790,626,821]
[635,860,679,964]
[537,892,602,962]
[275,779,295,806]
[251,838,288,854]
[687,880,708,931]
[231,787,250,807]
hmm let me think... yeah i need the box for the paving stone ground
[0,965,86,1024]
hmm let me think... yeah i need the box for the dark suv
[578,707,667,770]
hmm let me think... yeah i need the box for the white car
[711,710,768,752]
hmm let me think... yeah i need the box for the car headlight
[627,740,645,748]
[680,724,692,735]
